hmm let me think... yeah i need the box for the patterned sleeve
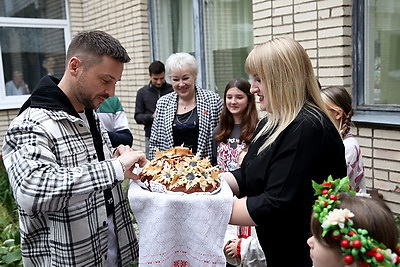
[148,94,175,160]
[148,102,160,160]
[2,111,123,217]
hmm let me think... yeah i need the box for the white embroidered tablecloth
[128,178,233,266]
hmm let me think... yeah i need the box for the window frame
[352,0,400,127]
[0,2,70,110]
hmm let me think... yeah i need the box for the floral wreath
[312,176,400,266]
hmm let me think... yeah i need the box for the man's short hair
[66,30,130,66]
[149,60,165,75]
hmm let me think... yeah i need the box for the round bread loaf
[140,146,221,193]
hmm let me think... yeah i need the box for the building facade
[0,0,399,213]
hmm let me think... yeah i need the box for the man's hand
[117,148,147,180]
[113,145,132,157]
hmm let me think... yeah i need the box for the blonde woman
[222,37,347,267]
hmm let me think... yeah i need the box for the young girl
[212,78,265,266]
[321,86,366,192]
[308,177,400,267]
[211,78,258,171]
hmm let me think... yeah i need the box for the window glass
[1,27,65,96]
[203,1,253,95]
[151,0,194,59]
[150,0,253,96]
[0,0,68,109]
[364,0,400,106]
[0,0,66,19]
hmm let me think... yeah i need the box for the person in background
[320,86,366,193]
[135,60,173,158]
[2,30,146,266]
[42,56,56,76]
[5,70,29,96]
[308,177,399,267]
[98,95,133,147]
[212,78,258,170]
[148,52,222,160]
[222,37,347,267]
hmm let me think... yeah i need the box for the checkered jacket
[1,76,138,266]
[148,87,222,159]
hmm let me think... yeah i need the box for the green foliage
[0,157,22,266]
[0,223,22,266]
[0,158,17,218]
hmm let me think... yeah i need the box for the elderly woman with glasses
[148,52,222,160]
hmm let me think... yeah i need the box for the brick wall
[355,125,400,214]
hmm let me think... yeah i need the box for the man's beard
[77,74,107,110]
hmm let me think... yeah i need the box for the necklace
[176,109,194,125]
[179,97,195,110]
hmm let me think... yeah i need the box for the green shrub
[0,156,22,266]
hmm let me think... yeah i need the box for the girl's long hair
[215,78,258,143]
[245,37,330,153]
[321,86,354,138]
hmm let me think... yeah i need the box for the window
[353,0,400,124]
[0,0,70,110]
[149,0,253,96]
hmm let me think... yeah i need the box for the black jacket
[232,105,347,267]
[134,82,173,137]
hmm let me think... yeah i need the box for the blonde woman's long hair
[245,37,330,153]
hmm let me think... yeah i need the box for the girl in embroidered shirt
[212,78,258,171]
[212,78,265,266]
[321,86,366,193]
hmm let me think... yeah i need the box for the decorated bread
[140,146,221,193]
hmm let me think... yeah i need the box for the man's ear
[67,57,80,76]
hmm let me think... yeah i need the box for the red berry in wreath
[396,247,400,255]
[344,255,354,264]
[329,194,338,201]
[359,262,370,267]
[395,255,400,264]
[374,252,384,262]
[322,189,329,195]
[366,248,378,256]
[340,239,350,248]
[352,239,362,249]
[348,231,356,236]
[322,182,332,188]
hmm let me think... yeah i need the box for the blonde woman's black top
[232,105,347,267]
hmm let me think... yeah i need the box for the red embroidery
[173,260,189,267]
